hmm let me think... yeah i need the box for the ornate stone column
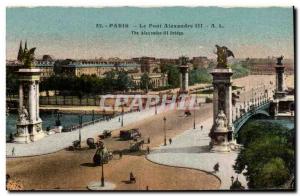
[178,56,189,94]
[184,71,189,91]
[179,73,183,90]
[28,81,36,123]
[36,81,40,121]
[274,56,286,99]
[19,83,23,111]
[13,68,45,143]
[209,45,235,152]
[210,68,233,152]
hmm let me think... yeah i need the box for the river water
[6,113,104,140]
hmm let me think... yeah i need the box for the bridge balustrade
[232,101,271,138]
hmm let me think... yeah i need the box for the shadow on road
[150,145,210,154]
[80,162,97,167]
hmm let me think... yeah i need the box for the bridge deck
[233,101,271,136]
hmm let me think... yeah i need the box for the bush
[189,68,212,85]
[234,120,294,189]
[231,63,250,78]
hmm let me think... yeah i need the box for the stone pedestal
[209,68,233,152]
[13,68,45,143]
[87,181,116,190]
[274,64,286,99]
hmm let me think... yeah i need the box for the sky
[6,7,294,60]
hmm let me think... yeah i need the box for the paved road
[6,106,162,157]
[146,118,247,190]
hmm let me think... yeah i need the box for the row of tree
[234,120,295,189]
[7,62,250,96]
[41,70,137,96]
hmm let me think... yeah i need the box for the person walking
[201,125,203,131]
[12,147,15,156]
[214,162,219,173]
[147,146,150,154]
[129,172,136,183]
[169,138,172,145]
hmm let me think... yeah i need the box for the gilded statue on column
[215,45,235,68]
[17,40,36,67]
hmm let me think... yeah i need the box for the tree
[162,65,180,88]
[254,158,290,189]
[116,71,131,91]
[6,71,18,96]
[103,70,117,92]
[189,68,212,85]
[140,72,151,92]
[234,120,294,189]
[42,54,53,61]
[237,121,289,148]
[231,63,250,78]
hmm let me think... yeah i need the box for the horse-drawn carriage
[184,109,191,116]
[129,139,144,152]
[99,130,112,139]
[119,128,141,140]
[87,138,97,149]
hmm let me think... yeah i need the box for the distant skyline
[6,7,294,60]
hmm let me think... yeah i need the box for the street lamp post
[121,105,124,127]
[193,108,196,129]
[101,150,105,187]
[193,100,198,129]
[92,110,95,123]
[164,118,167,145]
[78,114,82,148]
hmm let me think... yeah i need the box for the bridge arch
[233,103,271,137]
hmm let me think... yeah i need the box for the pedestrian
[147,146,150,154]
[201,125,203,131]
[147,137,150,144]
[214,162,219,173]
[12,147,15,156]
[118,117,120,122]
[169,138,172,145]
[119,151,123,159]
[129,172,136,183]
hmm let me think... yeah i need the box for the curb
[145,155,222,190]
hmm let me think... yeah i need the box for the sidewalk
[146,118,247,190]
[6,106,162,157]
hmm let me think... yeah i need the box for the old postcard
[6,6,295,191]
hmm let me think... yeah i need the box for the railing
[234,101,270,123]
[233,101,271,136]
[60,106,150,132]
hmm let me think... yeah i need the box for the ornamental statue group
[13,41,45,144]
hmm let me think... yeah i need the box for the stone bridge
[231,83,274,138]
[232,101,271,137]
